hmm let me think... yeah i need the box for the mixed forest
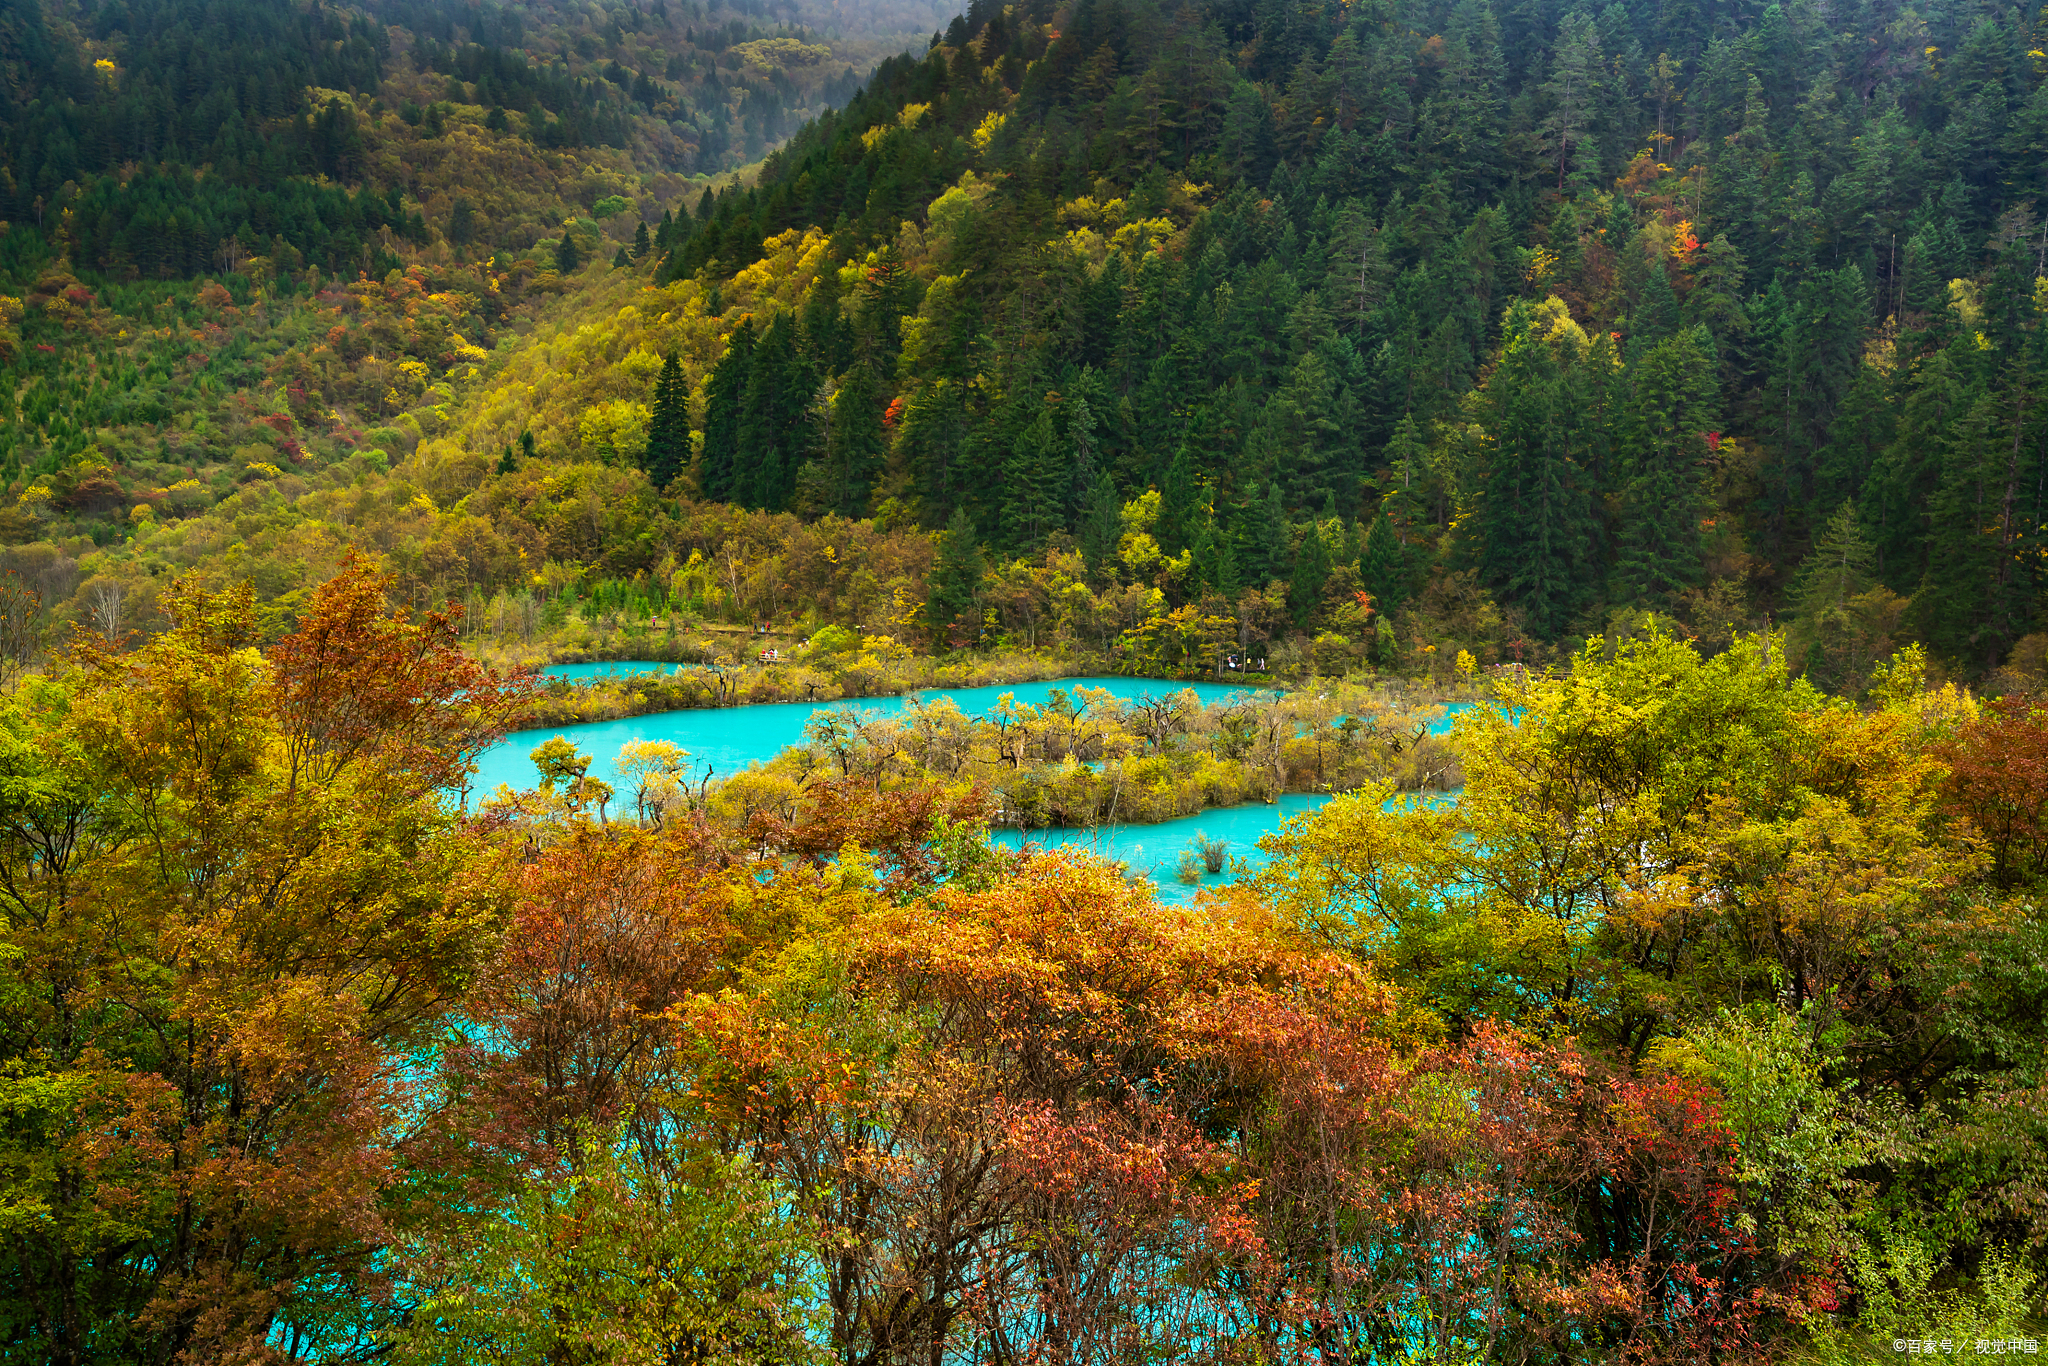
[3,0,2048,1359]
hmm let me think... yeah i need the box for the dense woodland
[2,563,2045,1364]
[2,0,2048,1360]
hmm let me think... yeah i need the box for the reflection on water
[471,682,1485,901]
[472,676,1255,795]
[539,660,693,683]
[989,794,1335,906]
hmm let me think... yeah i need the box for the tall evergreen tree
[641,350,689,490]
[1252,481,1291,583]
[1358,510,1408,617]
[1079,471,1122,584]
[1288,520,1333,626]
[1000,408,1066,550]
[698,320,757,503]
[1468,300,1600,638]
[1156,448,1200,556]
[925,506,986,649]
[823,362,886,516]
[734,315,816,510]
[1613,328,1717,605]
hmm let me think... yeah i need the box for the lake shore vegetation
[2,560,2040,1364]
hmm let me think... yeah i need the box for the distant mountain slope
[3,0,2048,688]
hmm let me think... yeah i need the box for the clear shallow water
[539,660,695,682]
[472,676,1258,796]
[989,794,1334,906]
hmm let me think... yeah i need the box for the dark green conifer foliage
[632,221,651,260]
[555,231,581,273]
[642,351,690,490]
[1358,511,1407,617]
[1000,408,1066,550]
[1613,327,1717,605]
[1469,301,1599,638]
[1866,342,1977,584]
[1288,520,1333,626]
[1786,499,1884,688]
[1079,472,1122,585]
[734,315,817,510]
[1252,482,1291,583]
[1156,449,1200,556]
[824,362,886,516]
[699,320,757,503]
[925,506,986,648]
[1193,515,1241,596]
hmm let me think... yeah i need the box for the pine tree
[612,246,632,269]
[555,231,581,273]
[1383,412,1431,525]
[699,320,756,503]
[1358,510,1407,617]
[734,315,816,510]
[1156,448,1199,556]
[999,408,1065,550]
[1539,15,1605,193]
[925,506,986,649]
[1252,481,1291,583]
[1288,520,1333,626]
[496,444,517,476]
[1787,499,1893,689]
[1613,327,1717,605]
[824,362,886,516]
[1193,514,1241,596]
[1469,300,1599,638]
[642,350,689,490]
[1079,472,1122,584]
[632,220,651,260]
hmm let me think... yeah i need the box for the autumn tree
[0,561,528,1364]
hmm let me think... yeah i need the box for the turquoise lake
[539,659,696,682]
[474,677,1475,907]
[473,675,1255,797]
[989,794,1334,904]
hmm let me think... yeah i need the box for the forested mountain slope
[638,0,2048,676]
[2,0,2047,689]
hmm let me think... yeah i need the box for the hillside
[6,0,2047,692]
[4,4,2048,1364]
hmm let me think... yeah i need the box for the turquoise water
[540,660,695,682]
[472,676,1258,796]
[989,794,1333,906]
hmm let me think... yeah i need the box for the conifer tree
[1288,520,1333,625]
[1358,511,1407,617]
[1000,408,1065,550]
[1787,499,1897,689]
[925,506,986,649]
[1469,300,1599,637]
[734,315,816,510]
[555,231,581,273]
[642,351,689,490]
[699,320,756,503]
[824,362,886,516]
[1613,327,1717,605]
[1252,481,1291,583]
[1079,472,1122,584]
[632,221,651,260]
[1156,449,1199,556]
